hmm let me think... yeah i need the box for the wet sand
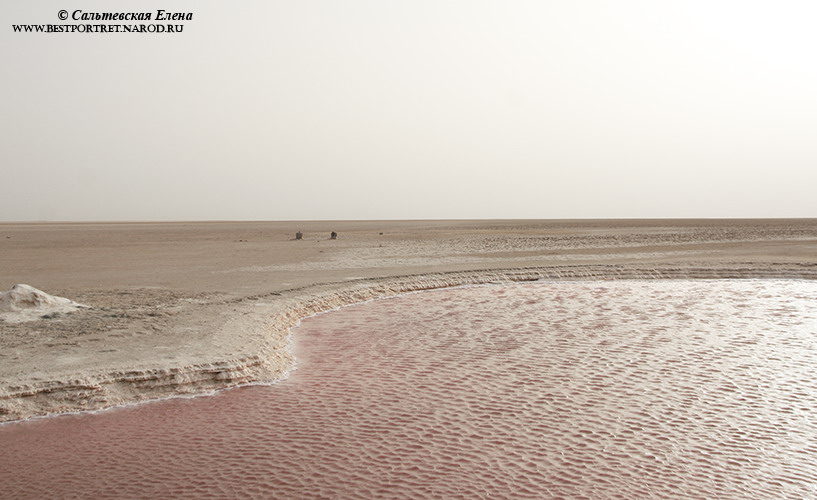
[1,219,817,421]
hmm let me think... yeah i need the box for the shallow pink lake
[2,280,817,499]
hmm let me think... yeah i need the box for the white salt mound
[0,284,87,323]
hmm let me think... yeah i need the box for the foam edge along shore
[2,262,816,423]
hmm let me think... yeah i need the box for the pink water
[2,280,817,499]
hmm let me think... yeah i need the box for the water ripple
[1,280,816,499]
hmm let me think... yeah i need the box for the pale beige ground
[1,219,816,421]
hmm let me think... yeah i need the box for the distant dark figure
[330,231,337,240]
[295,231,303,240]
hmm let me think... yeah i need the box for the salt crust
[0,284,87,324]
[2,264,817,423]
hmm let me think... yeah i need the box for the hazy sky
[3,1,816,221]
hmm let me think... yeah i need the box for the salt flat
[1,219,816,421]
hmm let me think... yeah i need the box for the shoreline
[3,263,817,423]
[2,219,816,422]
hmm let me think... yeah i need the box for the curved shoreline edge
[3,262,817,423]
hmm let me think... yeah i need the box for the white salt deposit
[0,284,87,323]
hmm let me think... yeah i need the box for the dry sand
[1,219,816,422]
